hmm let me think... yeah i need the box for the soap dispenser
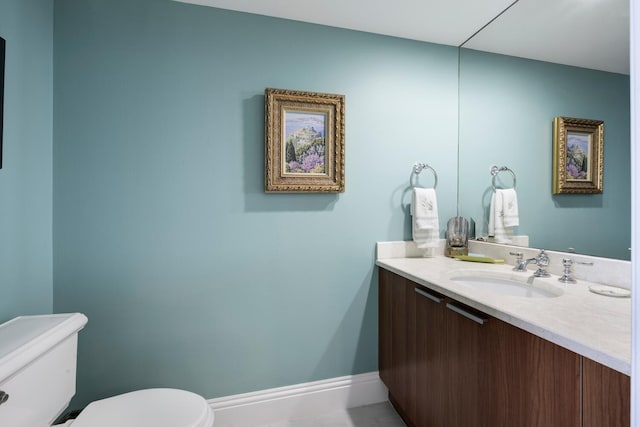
[445,216,469,257]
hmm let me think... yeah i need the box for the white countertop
[376,250,631,375]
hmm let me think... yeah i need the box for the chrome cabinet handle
[415,287,443,303]
[0,390,9,405]
[446,303,488,325]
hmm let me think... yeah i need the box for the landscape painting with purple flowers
[565,132,591,180]
[283,111,327,174]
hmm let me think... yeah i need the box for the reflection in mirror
[457,0,631,260]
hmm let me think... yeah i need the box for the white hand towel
[411,188,439,249]
[489,189,519,243]
[501,188,519,227]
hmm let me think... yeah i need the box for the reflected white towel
[501,188,519,227]
[411,188,439,248]
[489,189,519,243]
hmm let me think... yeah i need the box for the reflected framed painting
[264,88,345,193]
[552,117,604,194]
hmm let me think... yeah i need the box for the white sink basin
[448,270,563,298]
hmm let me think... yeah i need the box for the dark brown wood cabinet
[415,287,488,426]
[583,356,631,427]
[379,267,629,427]
[414,285,447,426]
[479,310,581,426]
[379,268,416,423]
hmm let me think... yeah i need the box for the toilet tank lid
[0,313,88,384]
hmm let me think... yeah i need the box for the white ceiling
[175,0,629,75]
[463,0,629,75]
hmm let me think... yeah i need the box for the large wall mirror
[457,0,631,260]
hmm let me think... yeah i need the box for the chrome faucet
[511,249,551,277]
[511,251,535,272]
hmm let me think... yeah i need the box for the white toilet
[0,313,214,427]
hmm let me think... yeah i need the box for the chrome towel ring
[490,165,517,192]
[410,162,438,189]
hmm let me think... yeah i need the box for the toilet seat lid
[70,388,214,427]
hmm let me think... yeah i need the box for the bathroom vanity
[376,242,630,427]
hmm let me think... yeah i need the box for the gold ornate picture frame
[552,117,604,194]
[265,88,345,193]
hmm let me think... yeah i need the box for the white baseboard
[208,372,388,427]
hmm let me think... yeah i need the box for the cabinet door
[443,299,581,427]
[444,301,488,426]
[583,357,630,427]
[480,315,581,426]
[416,287,487,426]
[414,285,447,427]
[378,269,416,423]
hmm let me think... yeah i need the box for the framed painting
[265,88,345,193]
[552,117,604,194]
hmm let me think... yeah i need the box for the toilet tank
[0,313,88,427]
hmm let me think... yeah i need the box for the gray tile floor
[256,401,406,427]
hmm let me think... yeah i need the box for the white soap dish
[588,285,631,298]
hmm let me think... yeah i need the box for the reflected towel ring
[410,162,438,189]
[490,165,517,192]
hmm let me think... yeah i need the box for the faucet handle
[559,258,577,283]
[509,251,523,260]
[510,252,526,272]
[558,257,593,283]
[532,249,551,277]
[536,249,550,267]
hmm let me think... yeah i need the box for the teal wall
[52,0,459,407]
[459,49,630,259]
[42,0,629,410]
[0,0,54,320]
